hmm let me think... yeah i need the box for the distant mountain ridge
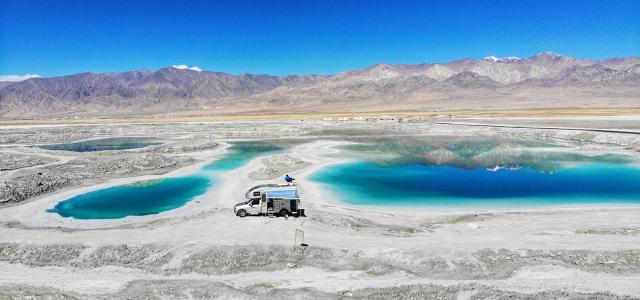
[1,52,639,118]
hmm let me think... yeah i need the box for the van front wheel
[279,209,289,217]
[237,209,247,217]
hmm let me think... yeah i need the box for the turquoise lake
[310,136,640,207]
[48,141,283,219]
[310,162,640,207]
[39,137,160,152]
[47,136,640,218]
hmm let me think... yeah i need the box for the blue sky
[1,0,638,78]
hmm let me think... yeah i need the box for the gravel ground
[0,152,57,171]
[1,281,636,299]
[2,242,640,279]
[249,154,310,180]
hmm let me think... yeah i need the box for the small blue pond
[48,141,283,219]
[39,137,160,152]
[49,176,211,219]
[310,162,640,207]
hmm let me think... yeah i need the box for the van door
[247,198,261,215]
[266,196,273,214]
[260,194,267,214]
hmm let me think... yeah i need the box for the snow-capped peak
[172,64,202,72]
[534,51,562,58]
[484,56,499,62]
[503,56,522,61]
[483,56,522,62]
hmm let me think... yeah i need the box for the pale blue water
[39,137,160,152]
[310,161,640,207]
[48,141,283,219]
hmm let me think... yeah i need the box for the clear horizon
[1,0,639,78]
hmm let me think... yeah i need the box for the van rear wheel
[237,209,247,217]
[279,209,289,217]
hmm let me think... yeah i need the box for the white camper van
[234,183,304,217]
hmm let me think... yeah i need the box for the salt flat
[1,117,640,299]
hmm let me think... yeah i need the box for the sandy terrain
[1,118,640,299]
[3,108,640,126]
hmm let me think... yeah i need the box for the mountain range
[1,52,639,118]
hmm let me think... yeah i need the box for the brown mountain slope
[1,52,638,118]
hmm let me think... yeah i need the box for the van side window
[253,191,260,197]
[251,199,260,205]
